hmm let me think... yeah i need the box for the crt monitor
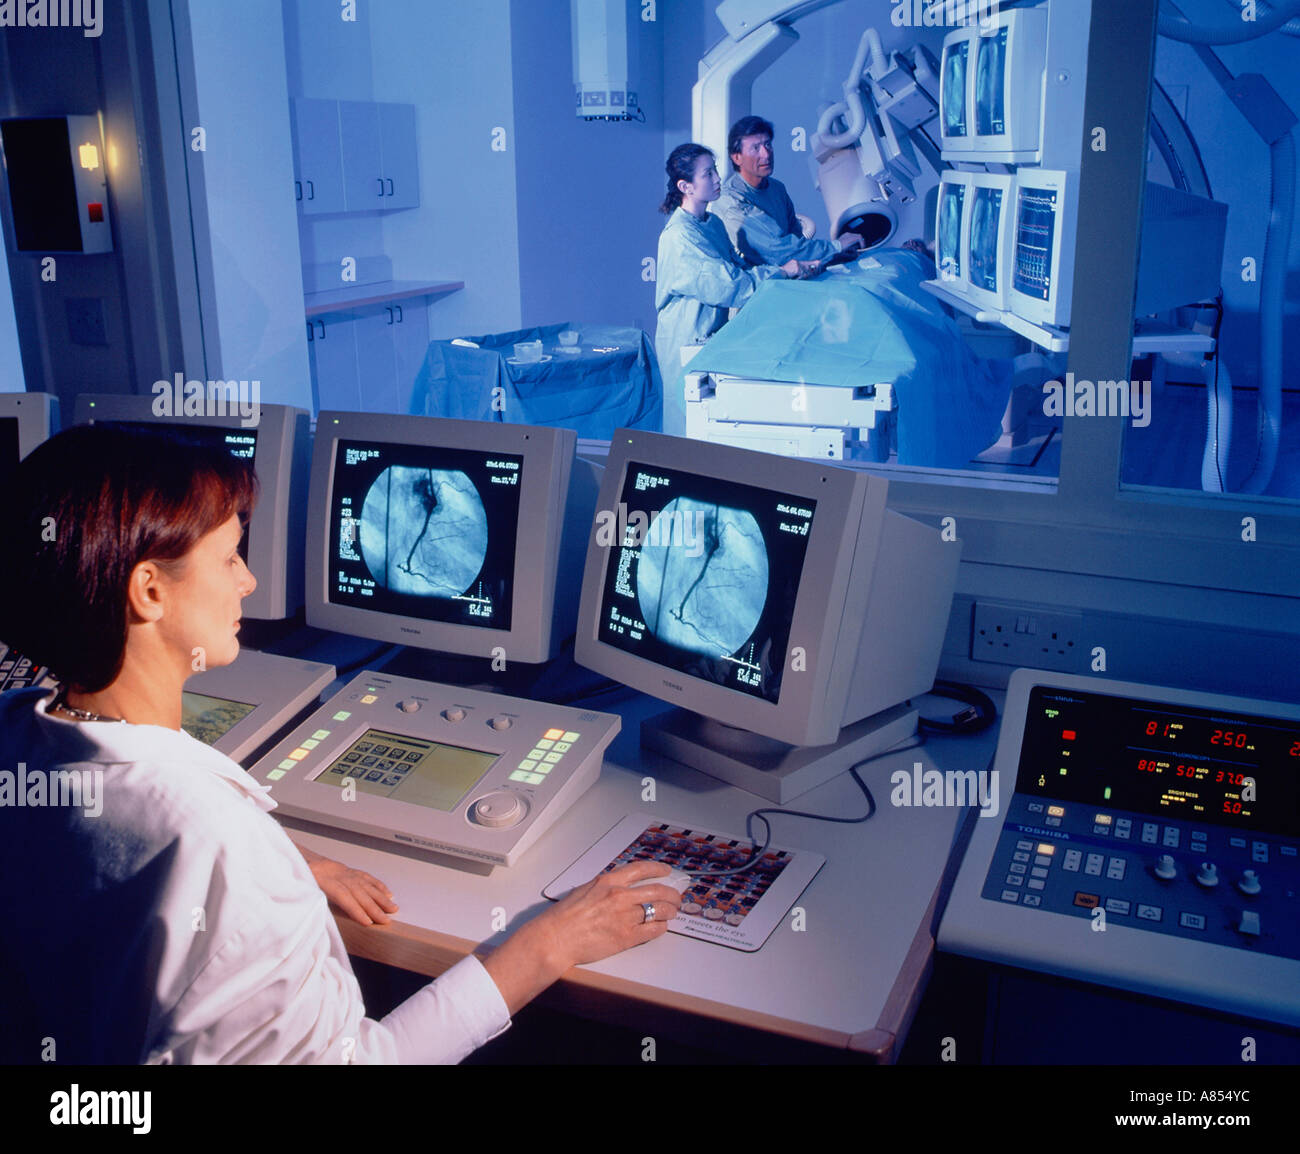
[574,430,960,802]
[970,5,1047,163]
[0,392,57,489]
[73,394,311,621]
[938,30,971,156]
[935,169,972,289]
[965,171,1016,311]
[1009,167,1078,329]
[306,411,597,665]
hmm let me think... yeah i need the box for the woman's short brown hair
[1,423,258,692]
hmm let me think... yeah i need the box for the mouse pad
[544,814,825,952]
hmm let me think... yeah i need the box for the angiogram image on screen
[329,440,522,630]
[975,28,1007,137]
[943,41,968,137]
[969,187,1002,292]
[938,183,965,281]
[597,464,815,704]
[360,467,488,597]
[636,498,769,659]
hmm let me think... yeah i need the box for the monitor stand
[641,703,918,804]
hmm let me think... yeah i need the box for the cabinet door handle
[316,320,326,339]
[307,320,314,341]
[295,180,302,201]
[386,178,394,197]
[386,307,394,325]
[306,180,315,200]
[395,305,403,323]
[378,177,385,196]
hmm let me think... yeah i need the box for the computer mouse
[629,868,693,895]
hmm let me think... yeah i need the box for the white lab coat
[0,689,510,1064]
[654,207,782,435]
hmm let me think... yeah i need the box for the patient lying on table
[685,247,1038,469]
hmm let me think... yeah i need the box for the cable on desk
[917,680,997,735]
[683,734,926,881]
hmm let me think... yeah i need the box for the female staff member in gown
[655,143,818,436]
[0,425,681,1064]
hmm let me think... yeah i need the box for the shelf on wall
[304,279,464,320]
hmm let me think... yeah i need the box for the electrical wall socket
[972,601,1083,672]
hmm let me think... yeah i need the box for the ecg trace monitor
[939,668,1300,1026]
[251,671,620,866]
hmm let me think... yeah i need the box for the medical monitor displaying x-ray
[965,172,1015,310]
[939,36,969,152]
[592,462,816,706]
[306,412,595,663]
[942,8,1048,164]
[576,431,960,799]
[936,171,971,288]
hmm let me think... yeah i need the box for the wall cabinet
[292,99,419,215]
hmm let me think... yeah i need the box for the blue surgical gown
[654,207,781,435]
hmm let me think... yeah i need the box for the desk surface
[282,689,998,1062]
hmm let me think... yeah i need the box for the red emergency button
[87,202,104,222]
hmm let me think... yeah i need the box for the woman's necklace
[49,686,126,724]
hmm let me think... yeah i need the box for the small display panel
[315,727,498,811]
[327,440,522,631]
[1018,685,1300,838]
[968,185,1004,294]
[0,416,18,489]
[181,691,256,746]
[942,40,968,139]
[937,180,966,282]
[1014,184,1058,301]
[975,27,1008,137]
[594,462,815,704]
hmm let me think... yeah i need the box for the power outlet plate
[972,601,1083,672]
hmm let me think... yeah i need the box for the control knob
[471,790,528,829]
[489,715,513,731]
[1154,854,1177,880]
[1237,869,1262,896]
[398,699,422,714]
[1195,861,1219,888]
[442,707,466,722]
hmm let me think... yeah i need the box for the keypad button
[553,742,571,753]
[561,731,580,743]
[1027,879,1046,890]
[1008,862,1027,874]
[1137,904,1162,922]
[543,752,563,763]
[1179,912,1206,930]
[1106,857,1127,881]
[1162,827,1180,848]
[1084,853,1104,876]
[1063,849,1082,872]
[1141,823,1159,844]
[1013,851,1031,863]
[536,739,554,750]
[1027,802,1044,813]
[1000,890,1020,903]
[1092,824,1110,836]
[1004,874,1024,886]
[1016,839,1034,851]
[1104,898,1131,916]
[1030,866,1048,879]
[1046,817,1062,827]
[517,759,537,771]
[509,770,532,782]
[1033,854,1053,868]
[1023,894,1042,907]
[1073,892,1099,908]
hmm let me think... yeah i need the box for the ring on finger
[641,902,655,924]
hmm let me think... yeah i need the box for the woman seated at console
[655,143,820,436]
[0,425,680,1064]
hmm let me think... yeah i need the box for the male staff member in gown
[714,115,865,270]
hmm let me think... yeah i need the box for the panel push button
[489,716,513,731]
[471,791,528,829]
[442,707,467,722]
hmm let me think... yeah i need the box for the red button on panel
[87,202,104,222]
